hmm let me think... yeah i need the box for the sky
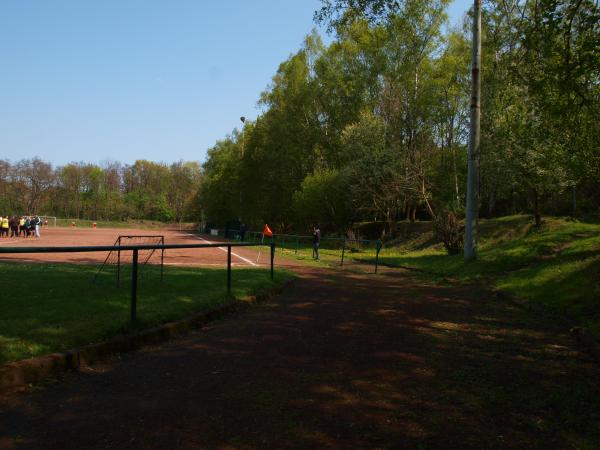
[0,0,471,167]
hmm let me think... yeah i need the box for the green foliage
[0,158,203,222]
[200,138,243,225]
[201,0,599,231]
[479,0,600,218]
[293,168,351,228]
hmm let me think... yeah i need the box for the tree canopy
[199,0,599,235]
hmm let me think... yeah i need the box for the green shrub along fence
[222,228,383,272]
[0,242,276,326]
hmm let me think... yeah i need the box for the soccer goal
[38,216,57,227]
[94,235,165,286]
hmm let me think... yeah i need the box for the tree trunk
[452,146,460,208]
[533,189,541,227]
[511,187,517,214]
[422,179,435,219]
[488,189,496,217]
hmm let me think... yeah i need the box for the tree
[17,158,55,214]
[315,0,410,31]
[168,161,202,223]
[293,169,352,230]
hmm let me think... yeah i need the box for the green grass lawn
[375,216,600,336]
[0,262,292,364]
[255,238,382,270]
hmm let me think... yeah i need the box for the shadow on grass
[374,219,600,337]
[0,263,291,364]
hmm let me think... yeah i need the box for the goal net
[38,216,57,227]
[94,235,165,286]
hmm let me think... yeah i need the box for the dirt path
[1,267,599,449]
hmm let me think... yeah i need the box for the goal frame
[37,216,57,227]
[116,235,165,286]
[94,235,165,286]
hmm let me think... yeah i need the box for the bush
[434,212,464,255]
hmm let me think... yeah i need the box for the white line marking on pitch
[184,233,258,267]
[163,262,233,266]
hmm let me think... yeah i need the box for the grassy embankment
[376,215,600,336]
[0,264,292,364]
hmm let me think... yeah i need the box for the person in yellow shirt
[19,216,26,237]
[1,216,9,237]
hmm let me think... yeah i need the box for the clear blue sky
[0,0,471,167]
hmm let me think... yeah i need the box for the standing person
[239,223,247,242]
[33,216,41,238]
[18,216,25,236]
[9,216,19,237]
[312,224,321,260]
[24,217,31,237]
[1,216,8,237]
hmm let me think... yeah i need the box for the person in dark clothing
[9,216,19,237]
[239,223,247,242]
[24,217,31,237]
[33,216,41,238]
[312,224,321,260]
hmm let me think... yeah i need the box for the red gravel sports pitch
[0,227,269,268]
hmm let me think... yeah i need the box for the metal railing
[0,242,276,325]
[225,229,383,273]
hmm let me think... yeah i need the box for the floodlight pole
[464,0,481,262]
[239,116,245,222]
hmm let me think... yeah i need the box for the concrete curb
[0,280,291,394]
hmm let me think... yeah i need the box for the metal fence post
[340,238,346,266]
[227,245,232,294]
[295,238,299,254]
[131,248,138,324]
[117,237,121,287]
[375,241,382,274]
[270,243,275,280]
[160,237,164,282]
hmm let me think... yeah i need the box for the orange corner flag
[263,224,273,237]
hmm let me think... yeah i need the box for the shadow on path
[1,267,599,449]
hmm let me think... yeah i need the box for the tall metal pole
[464,0,481,262]
[239,116,245,223]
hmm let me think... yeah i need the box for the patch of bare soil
[0,267,598,449]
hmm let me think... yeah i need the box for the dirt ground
[0,264,598,449]
[0,227,289,268]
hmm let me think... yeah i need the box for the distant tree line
[200,0,599,235]
[0,158,202,222]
